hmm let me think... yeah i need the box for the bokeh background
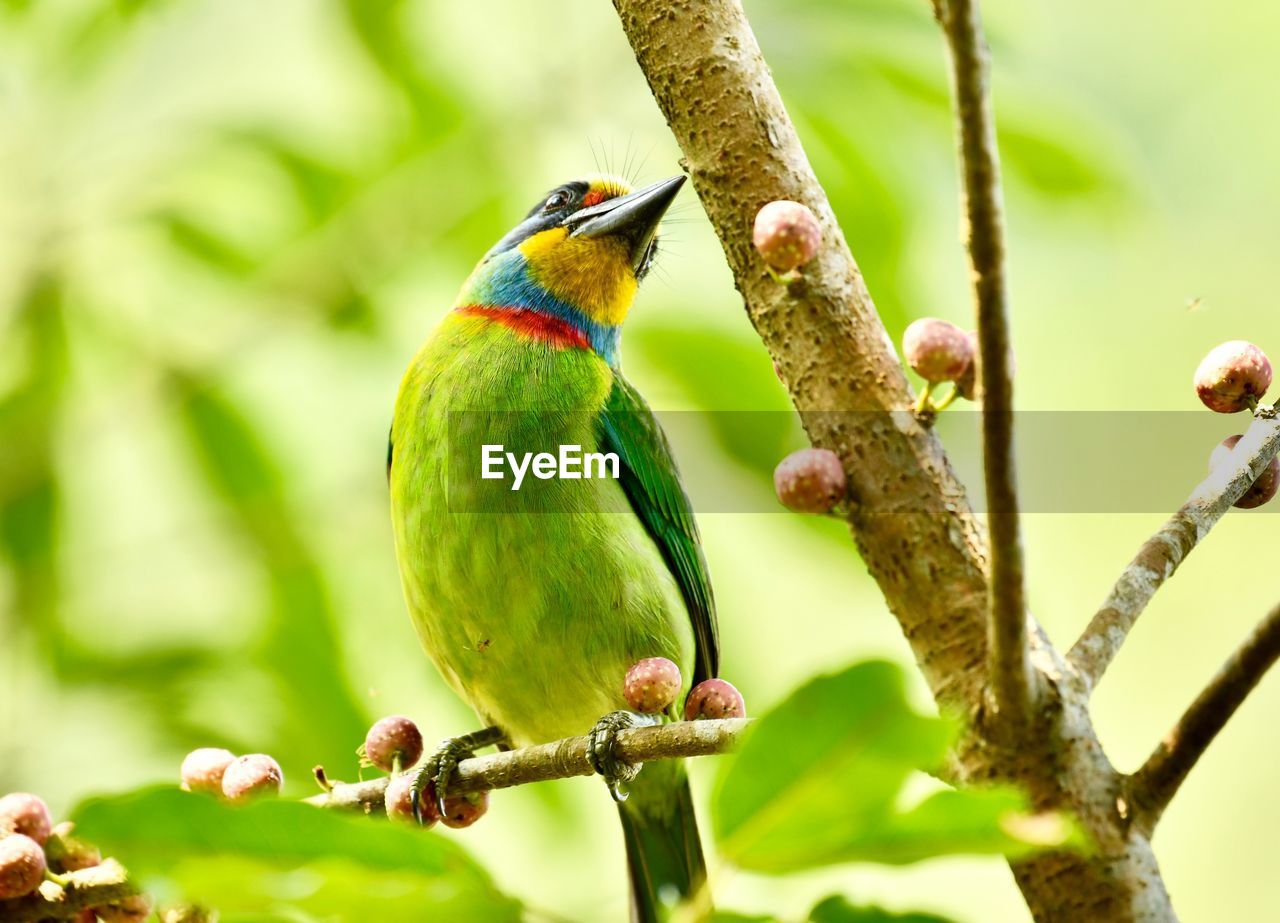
[3,0,1279,920]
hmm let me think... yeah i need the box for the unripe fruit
[773,448,846,514]
[384,774,439,828]
[753,200,821,273]
[441,792,489,829]
[98,894,154,923]
[1209,435,1280,509]
[0,833,46,899]
[1194,341,1272,413]
[221,754,283,802]
[364,716,424,773]
[180,748,237,796]
[0,792,52,845]
[623,657,683,714]
[903,318,974,384]
[45,822,102,873]
[684,679,747,721]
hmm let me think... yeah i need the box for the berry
[0,833,46,899]
[45,823,102,873]
[623,657,683,714]
[98,894,154,923]
[753,200,821,273]
[955,330,980,400]
[221,754,283,802]
[384,774,439,827]
[1194,341,1272,413]
[773,448,846,514]
[0,792,52,845]
[180,748,236,796]
[363,716,424,773]
[684,679,746,721]
[903,318,974,384]
[1209,435,1279,509]
[73,910,99,923]
[441,791,489,829]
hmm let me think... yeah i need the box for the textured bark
[1069,414,1280,691]
[0,859,137,922]
[936,0,1034,729]
[610,1,1175,919]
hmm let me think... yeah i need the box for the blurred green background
[2,0,1279,920]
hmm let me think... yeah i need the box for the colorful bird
[388,173,718,921]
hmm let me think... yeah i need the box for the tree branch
[0,859,137,923]
[307,718,749,811]
[936,0,1033,727]
[1068,413,1280,692]
[1,722,746,921]
[1127,601,1280,835]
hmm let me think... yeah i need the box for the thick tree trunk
[610,0,1176,919]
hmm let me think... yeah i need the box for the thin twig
[307,718,749,811]
[938,0,1033,726]
[1069,414,1280,692]
[1128,601,1280,835]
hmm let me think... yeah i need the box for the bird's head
[455,173,685,364]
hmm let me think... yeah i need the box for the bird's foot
[411,725,507,823]
[586,710,660,803]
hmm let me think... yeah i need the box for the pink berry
[0,792,52,845]
[1209,435,1279,509]
[684,679,746,721]
[384,774,439,828]
[364,716,424,773]
[773,448,846,514]
[753,200,822,273]
[441,791,489,829]
[180,748,236,796]
[903,318,974,384]
[221,754,283,803]
[98,893,154,923]
[623,657,683,714]
[1194,341,1272,413]
[0,833,46,899]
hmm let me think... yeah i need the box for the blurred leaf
[159,211,260,277]
[998,123,1122,199]
[631,323,800,476]
[72,786,521,922]
[234,130,353,225]
[174,375,368,774]
[709,913,781,923]
[808,895,958,923]
[714,661,1072,873]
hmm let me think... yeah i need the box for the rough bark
[610,0,1175,918]
[935,0,1034,728]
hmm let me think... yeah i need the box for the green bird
[388,172,718,921]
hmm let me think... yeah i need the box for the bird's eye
[543,190,571,211]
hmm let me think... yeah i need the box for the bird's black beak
[564,175,686,273]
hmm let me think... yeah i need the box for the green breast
[389,316,694,745]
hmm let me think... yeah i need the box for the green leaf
[72,786,521,922]
[713,661,1079,873]
[808,895,958,923]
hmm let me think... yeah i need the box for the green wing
[598,374,719,687]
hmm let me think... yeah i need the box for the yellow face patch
[518,226,638,327]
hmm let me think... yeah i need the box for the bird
[387,172,718,922]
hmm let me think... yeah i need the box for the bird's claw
[587,710,659,803]
[411,726,506,824]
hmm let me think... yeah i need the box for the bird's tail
[616,758,707,923]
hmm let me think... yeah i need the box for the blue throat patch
[467,252,622,366]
